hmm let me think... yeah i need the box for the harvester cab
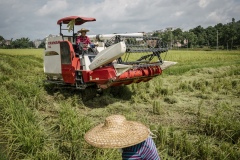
[44,16,176,92]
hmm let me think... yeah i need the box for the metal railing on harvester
[104,35,168,66]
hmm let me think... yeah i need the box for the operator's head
[78,28,89,36]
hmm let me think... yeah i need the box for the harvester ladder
[75,70,86,89]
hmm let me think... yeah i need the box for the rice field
[0,49,239,160]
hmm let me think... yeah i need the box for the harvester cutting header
[44,16,176,91]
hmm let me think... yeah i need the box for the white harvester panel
[81,54,96,71]
[89,41,126,70]
[44,36,62,78]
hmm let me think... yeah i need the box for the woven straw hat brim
[78,28,89,33]
[84,121,149,148]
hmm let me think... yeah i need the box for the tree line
[0,18,239,50]
[0,37,45,49]
[153,18,239,50]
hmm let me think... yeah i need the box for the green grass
[0,49,240,159]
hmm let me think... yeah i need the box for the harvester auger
[43,16,177,98]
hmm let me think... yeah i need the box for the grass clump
[56,104,93,159]
[164,96,178,104]
[202,102,240,144]
[178,81,194,92]
[1,98,46,159]
[153,101,164,115]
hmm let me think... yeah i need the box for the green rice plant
[56,103,123,159]
[195,100,204,132]
[168,131,179,157]
[195,93,210,99]
[153,83,172,97]
[153,78,163,94]
[180,132,194,158]
[0,60,15,75]
[153,100,164,115]
[57,103,94,159]
[155,126,169,149]
[178,81,194,92]
[231,80,238,88]
[212,142,240,160]
[0,153,7,160]
[106,103,131,115]
[211,73,240,95]
[155,124,239,160]
[139,92,152,102]
[214,66,240,78]
[202,102,240,144]
[0,75,9,84]
[211,78,222,92]
[127,83,154,103]
[66,94,85,108]
[228,67,240,76]
[23,147,63,160]
[0,49,44,56]
[87,148,121,160]
[4,79,42,100]
[144,81,151,88]
[2,98,46,159]
[164,50,240,76]
[167,130,181,157]
[163,96,178,104]
[178,133,195,159]
[192,79,206,92]
[160,88,171,96]
[163,65,197,76]
[195,136,211,160]
[165,129,195,159]
[221,78,233,90]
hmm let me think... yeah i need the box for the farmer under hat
[76,28,98,51]
[84,115,161,159]
[76,28,91,48]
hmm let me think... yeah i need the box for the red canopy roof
[57,16,96,25]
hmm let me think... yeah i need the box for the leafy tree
[229,18,237,49]
[214,23,224,49]
[11,37,31,48]
[159,28,173,48]
[205,26,217,48]
[0,35,4,41]
[0,35,4,47]
[38,41,45,48]
[29,41,35,48]
[190,25,207,47]
[235,20,240,46]
[182,31,197,48]
[172,28,183,47]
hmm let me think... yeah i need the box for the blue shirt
[122,137,160,160]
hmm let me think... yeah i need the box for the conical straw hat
[84,115,150,148]
[77,28,89,33]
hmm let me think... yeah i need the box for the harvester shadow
[82,85,134,108]
[44,84,134,108]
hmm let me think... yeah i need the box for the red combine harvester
[44,16,176,92]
